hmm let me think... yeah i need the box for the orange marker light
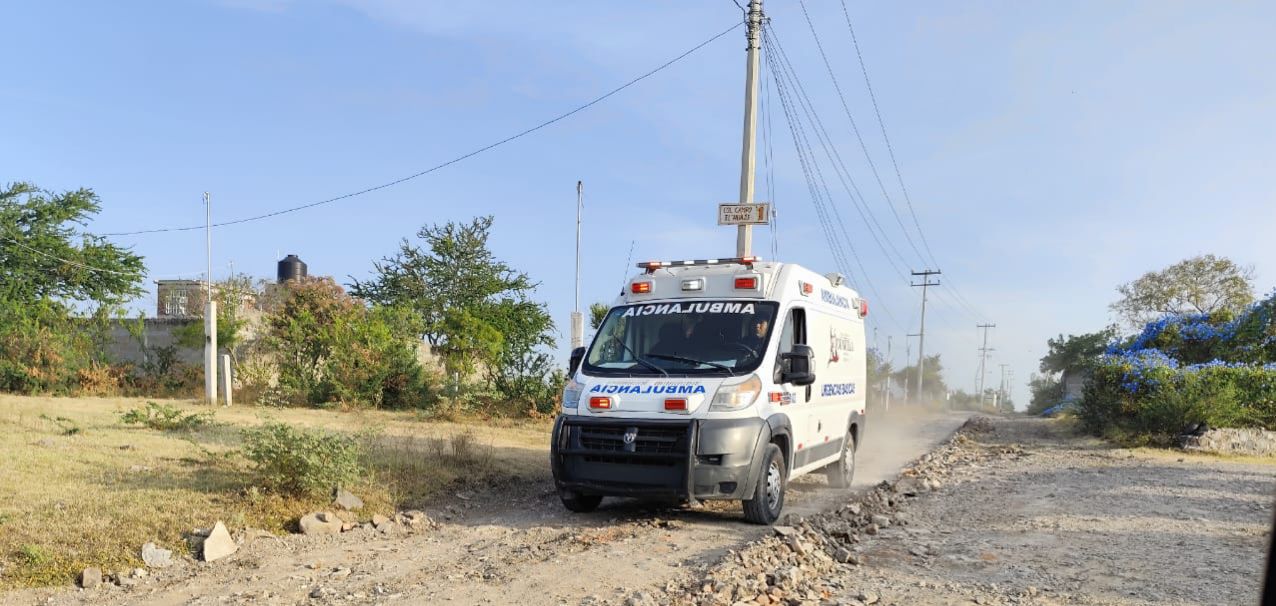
[589,396,612,409]
[768,392,784,403]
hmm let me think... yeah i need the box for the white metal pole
[570,181,585,349]
[735,0,762,257]
[203,192,217,405]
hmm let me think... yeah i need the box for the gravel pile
[623,417,1013,606]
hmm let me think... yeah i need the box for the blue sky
[3,1,1274,407]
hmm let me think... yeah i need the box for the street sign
[717,203,770,226]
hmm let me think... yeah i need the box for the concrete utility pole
[883,335,893,413]
[976,323,996,407]
[571,181,585,349]
[911,270,941,403]
[998,363,1010,408]
[203,192,217,405]
[735,0,763,257]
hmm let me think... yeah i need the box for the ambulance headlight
[710,374,762,412]
[562,377,584,411]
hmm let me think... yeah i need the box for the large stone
[79,567,102,589]
[141,542,172,568]
[333,488,364,511]
[300,512,343,535]
[201,521,238,562]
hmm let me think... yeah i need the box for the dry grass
[0,395,551,589]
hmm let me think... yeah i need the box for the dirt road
[653,417,1275,606]
[4,410,968,606]
[832,418,1276,605]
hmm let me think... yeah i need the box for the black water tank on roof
[277,254,307,283]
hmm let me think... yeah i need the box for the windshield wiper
[609,336,668,377]
[645,353,735,376]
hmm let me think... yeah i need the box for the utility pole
[976,323,996,407]
[998,363,1010,409]
[904,332,921,402]
[203,192,217,405]
[883,335,893,413]
[735,0,763,257]
[571,181,585,349]
[911,270,941,403]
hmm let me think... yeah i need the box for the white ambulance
[551,257,868,524]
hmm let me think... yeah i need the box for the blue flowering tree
[1082,289,1276,442]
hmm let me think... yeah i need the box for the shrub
[119,402,214,431]
[240,422,366,496]
[1080,357,1276,443]
[262,277,428,409]
[488,351,564,415]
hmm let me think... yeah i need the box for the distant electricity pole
[735,0,763,257]
[911,270,941,402]
[976,323,996,407]
[203,192,217,405]
[998,363,1010,408]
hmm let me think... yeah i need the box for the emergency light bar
[639,256,760,274]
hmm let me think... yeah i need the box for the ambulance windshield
[583,300,779,376]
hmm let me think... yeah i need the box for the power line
[764,32,905,333]
[836,0,936,267]
[765,24,908,279]
[834,0,990,323]
[100,22,744,237]
[796,0,928,267]
[0,235,202,279]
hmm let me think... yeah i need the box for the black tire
[825,429,857,489]
[559,490,602,513]
[742,444,786,525]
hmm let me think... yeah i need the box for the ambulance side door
[775,306,819,467]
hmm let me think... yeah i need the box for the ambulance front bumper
[550,415,769,501]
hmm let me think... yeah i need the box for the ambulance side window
[779,308,806,352]
[775,308,806,384]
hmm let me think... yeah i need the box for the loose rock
[201,521,238,562]
[333,488,364,511]
[141,542,172,568]
[300,512,343,535]
[79,567,102,589]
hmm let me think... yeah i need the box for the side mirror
[568,346,586,376]
[779,344,816,386]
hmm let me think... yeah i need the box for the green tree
[892,354,947,404]
[350,216,556,404]
[1040,327,1119,375]
[0,183,145,307]
[173,274,259,365]
[865,348,893,409]
[263,277,425,408]
[589,302,610,332]
[1111,255,1254,328]
[0,182,145,393]
[1027,373,1063,415]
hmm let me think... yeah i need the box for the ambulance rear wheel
[559,490,602,513]
[742,444,786,525]
[825,429,856,489]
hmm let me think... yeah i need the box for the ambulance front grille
[577,425,687,455]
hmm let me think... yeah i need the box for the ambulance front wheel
[742,444,786,525]
[559,489,602,513]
